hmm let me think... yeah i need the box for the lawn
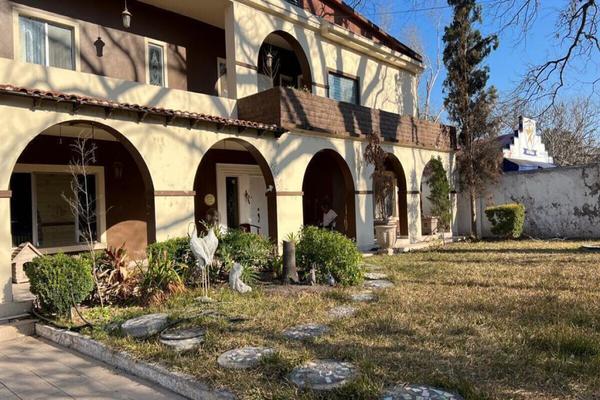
[82,240,600,399]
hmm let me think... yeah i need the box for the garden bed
[72,240,600,400]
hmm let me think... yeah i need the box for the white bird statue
[190,226,218,301]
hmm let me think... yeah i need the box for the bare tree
[62,135,104,307]
[491,0,599,109]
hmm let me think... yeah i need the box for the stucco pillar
[275,193,304,247]
[0,197,12,304]
[153,194,195,241]
[407,192,422,242]
[224,3,239,100]
[355,192,375,251]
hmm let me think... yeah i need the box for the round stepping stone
[381,385,464,400]
[328,306,357,319]
[283,323,329,340]
[121,313,169,339]
[289,359,357,390]
[217,346,275,369]
[364,279,394,289]
[160,326,205,340]
[160,336,204,352]
[351,291,377,302]
[364,272,389,280]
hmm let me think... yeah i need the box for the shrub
[426,157,452,231]
[218,230,274,273]
[147,237,193,268]
[295,226,363,286]
[138,251,185,305]
[25,253,94,316]
[485,203,525,239]
[93,245,139,305]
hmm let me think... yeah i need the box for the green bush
[485,203,525,239]
[25,253,94,316]
[296,226,363,286]
[218,229,274,273]
[147,237,193,267]
[139,251,185,305]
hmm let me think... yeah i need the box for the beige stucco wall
[227,0,420,115]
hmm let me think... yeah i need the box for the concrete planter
[421,216,438,235]
[374,223,397,255]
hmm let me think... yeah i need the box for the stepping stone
[350,291,377,302]
[283,323,329,340]
[328,306,357,319]
[364,279,394,289]
[381,385,464,400]
[217,346,275,369]
[160,336,204,352]
[364,272,389,280]
[121,313,169,339]
[160,326,205,340]
[289,359,357,390]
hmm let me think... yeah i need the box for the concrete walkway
[0,336,186,399]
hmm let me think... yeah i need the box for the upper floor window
[19,16,74,70]
[147,42,166,86]
[328,72,359,105]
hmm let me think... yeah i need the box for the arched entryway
[302,149,356,238]
[9,121,155,260]
[379,154,408,238]
[257,31,313,92]
[193,139,277,240]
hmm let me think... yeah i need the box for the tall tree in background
[443,0,501,238]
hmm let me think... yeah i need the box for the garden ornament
[190,226,218,301]
[229,263,252,294]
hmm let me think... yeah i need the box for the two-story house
[0,0,456,317]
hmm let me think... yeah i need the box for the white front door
[216,164,269,238]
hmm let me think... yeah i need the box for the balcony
[237,87,456,151]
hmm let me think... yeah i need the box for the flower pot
[374,223,397,255]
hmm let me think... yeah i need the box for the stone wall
[463,164,600,239]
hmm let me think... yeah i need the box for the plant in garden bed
[25,253,94,317]
[295,226,363,286]
[426,157,453,236]
[217,229,274,284]
[138,251,186,305]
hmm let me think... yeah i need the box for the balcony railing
[237,87,456,151]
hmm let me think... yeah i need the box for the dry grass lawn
[82,240,600,399]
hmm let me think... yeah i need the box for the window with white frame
[19,15,74,70]
[328,72,359,105]
[147,42,165,86]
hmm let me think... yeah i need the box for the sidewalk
[0,335,186,399]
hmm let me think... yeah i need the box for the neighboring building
[0,0,456,317]
[498,116,555,171]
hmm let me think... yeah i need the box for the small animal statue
[229,263,252,294]
[190,227,219,300]
[327,273,336,286]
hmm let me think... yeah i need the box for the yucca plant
[138,251,185,305]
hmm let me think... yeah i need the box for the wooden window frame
[326,69,361,105]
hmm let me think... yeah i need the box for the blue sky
[358,1,598,122]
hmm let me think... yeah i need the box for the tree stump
[282,240,299,284]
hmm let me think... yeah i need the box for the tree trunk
[469,187,478,239]
[282,240,299,284]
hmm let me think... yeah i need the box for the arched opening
[377,154,409,238]
[9,121,155,260]
[257,31,313,92]
[420,159,450,237]
[302,149,356,238]
[194,139,277,240]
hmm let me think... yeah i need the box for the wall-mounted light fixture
[122,0,132,29]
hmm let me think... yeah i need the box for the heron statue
[189,225,218,302]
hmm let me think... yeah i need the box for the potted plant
[424,157,452,241]
[365,132,397,254]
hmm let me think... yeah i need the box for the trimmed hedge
[296,226,363,286]
[25,253,94,316]
[485,203,526,239]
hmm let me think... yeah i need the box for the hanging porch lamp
[122,0,132,29]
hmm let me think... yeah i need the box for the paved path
[0,336,186,399]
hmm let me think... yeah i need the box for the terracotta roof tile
[0,84,285,134]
